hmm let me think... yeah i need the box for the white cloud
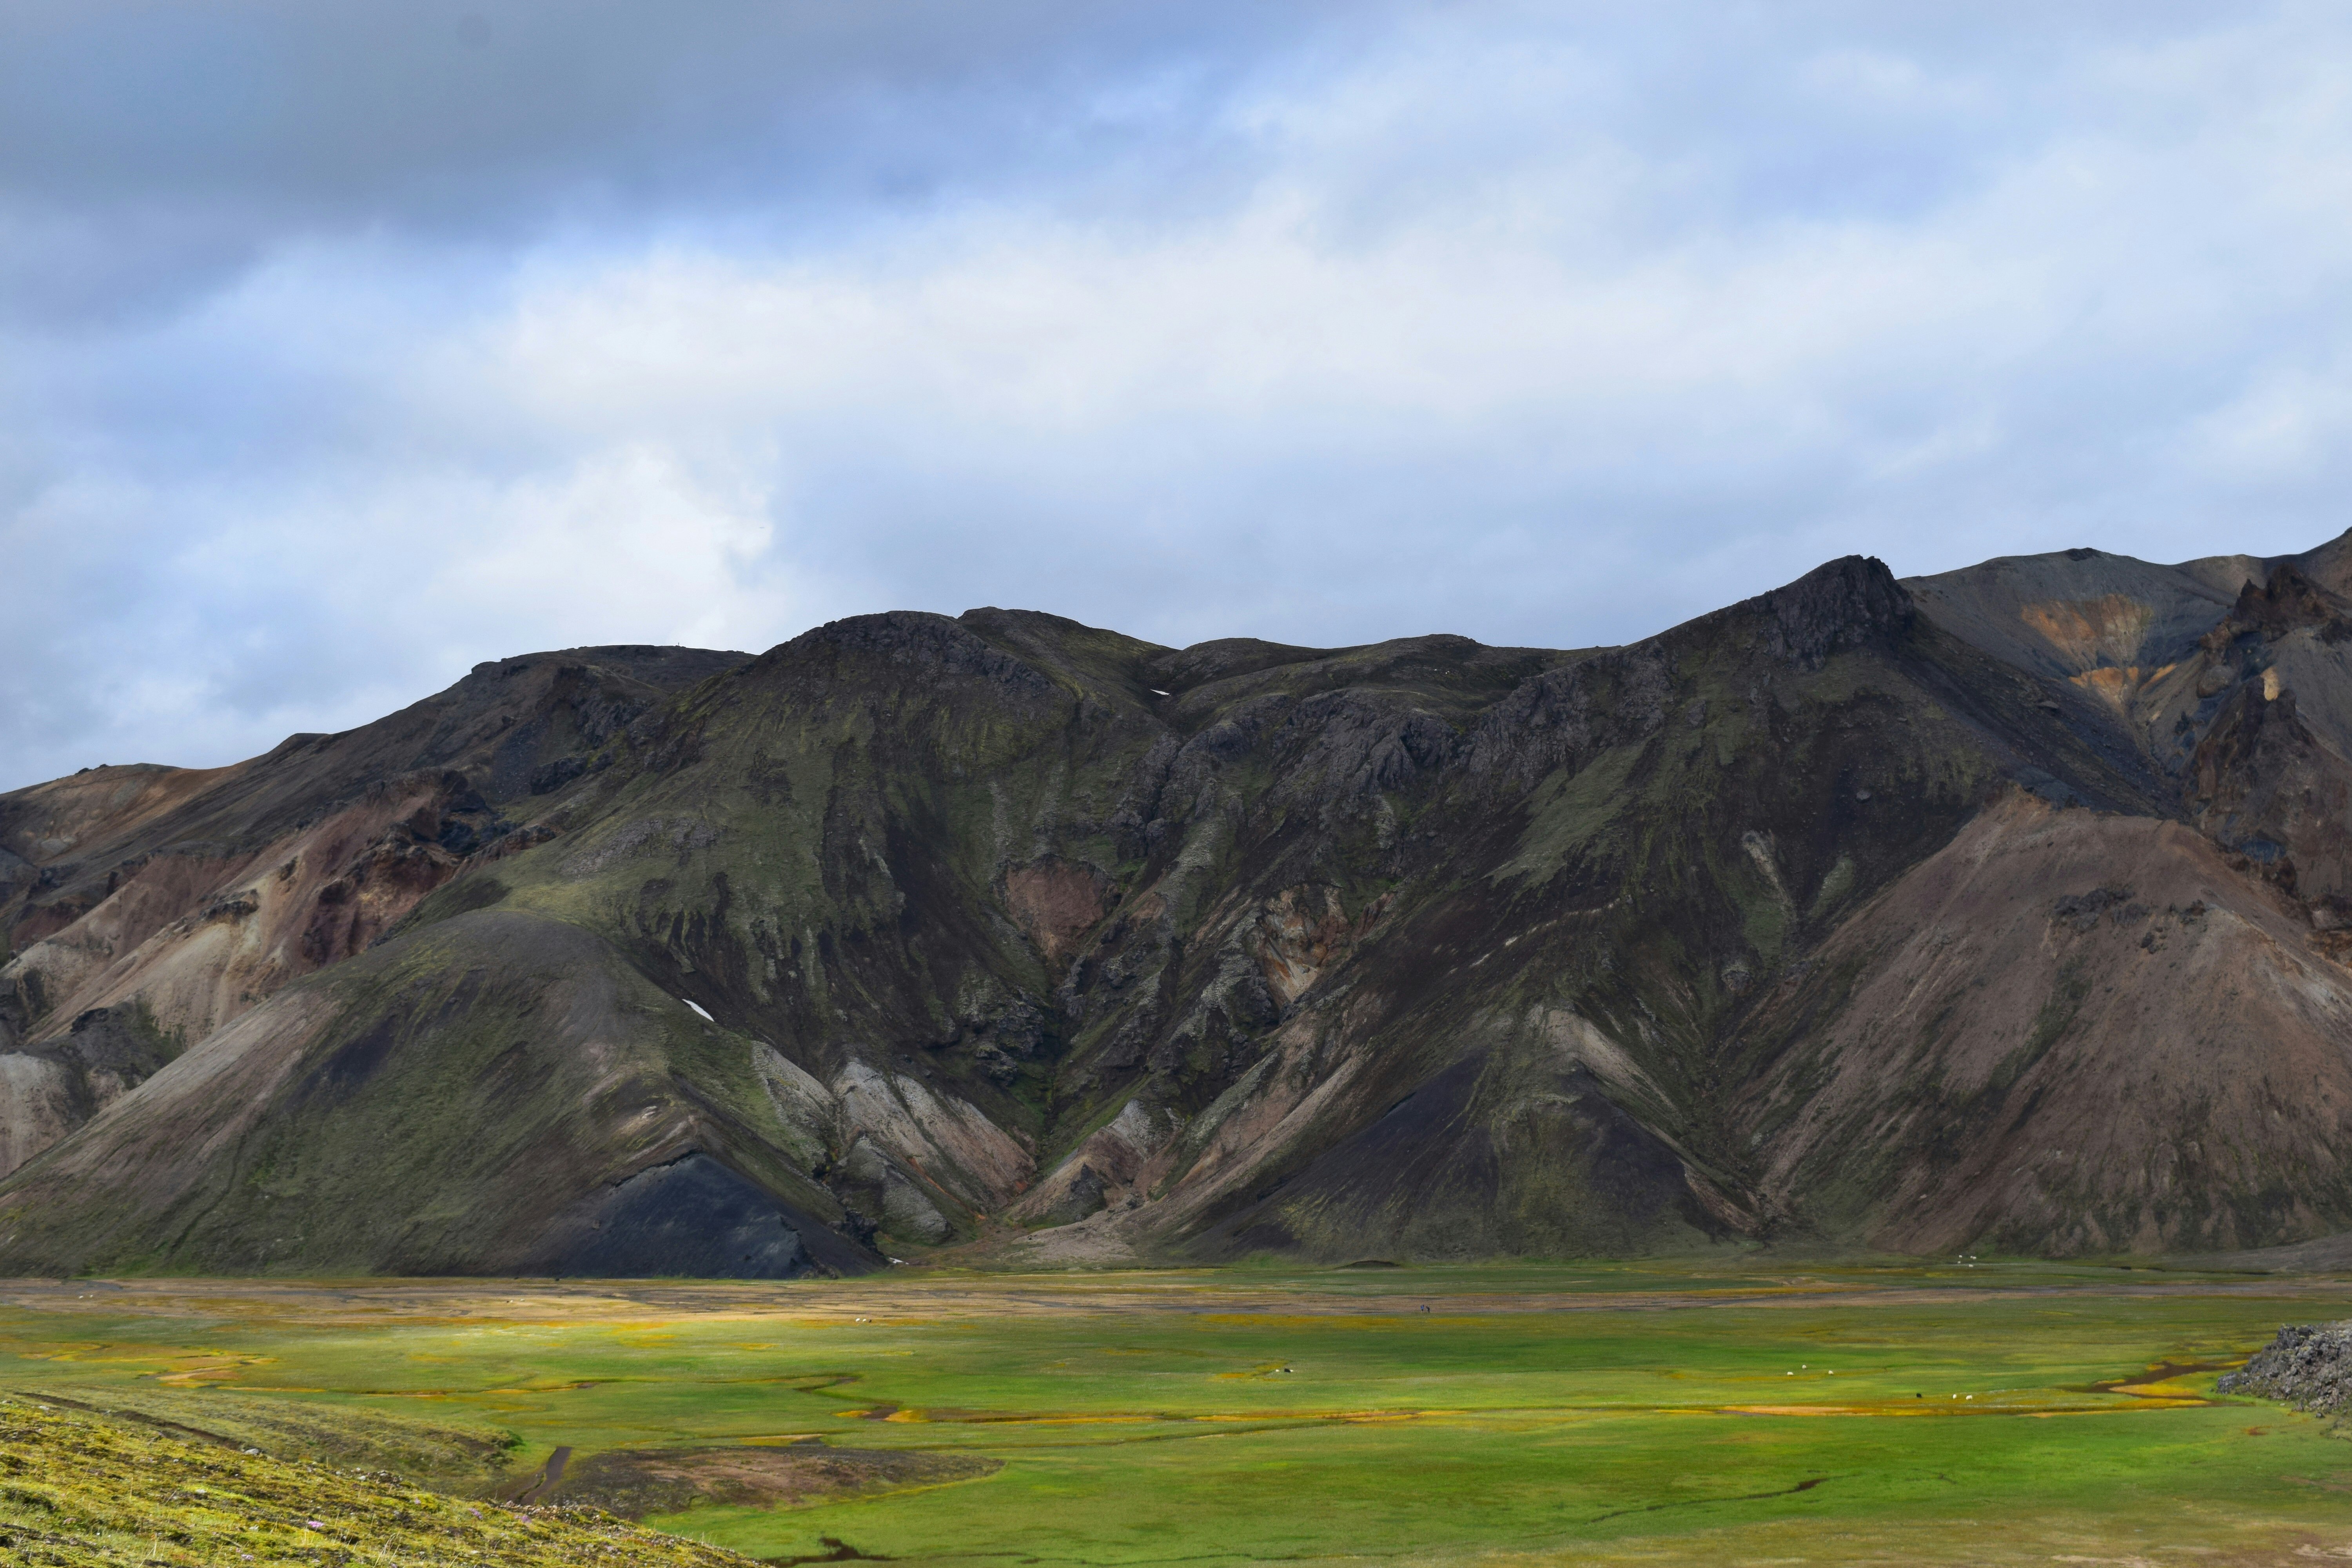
[10,3,2352,787]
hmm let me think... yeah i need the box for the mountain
[0,647,749,1175]
[6,537,2352,1276]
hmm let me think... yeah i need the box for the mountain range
[7,535,2352,1276]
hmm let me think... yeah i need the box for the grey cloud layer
[5,2,2352,789]
[1,0,1343,320]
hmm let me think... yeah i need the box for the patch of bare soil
[542,1441,1000,1519]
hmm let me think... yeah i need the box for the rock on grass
[2218,1322,2352,1415]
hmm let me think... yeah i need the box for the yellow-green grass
[0,1396,751,1567]
[3,1259,2352,1564]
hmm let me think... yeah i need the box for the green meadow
[5,1259,2352,1565]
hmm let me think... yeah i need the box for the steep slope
[0,646,749,1176]
[0,908,872,1277]
[1909,545,2252,679]
[1920,539,2352,907]
[1738,796,2352,1253]
[1731,534,2352,1254]
[9,535,2352,1274]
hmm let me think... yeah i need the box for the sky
[8,2,2352,789]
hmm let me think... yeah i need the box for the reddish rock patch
[1251,885,1390,1007]
[1000,857,1112,965]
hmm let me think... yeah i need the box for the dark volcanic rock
[2051,886,2135,932]
[2202,564,2352,652]
[1039,1163,1109,1227]
[1741,554,1915,670]
[543,1153,837,1280]
[2219,1323,2352,1415]
[803,610,1060,708]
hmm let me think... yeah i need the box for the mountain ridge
[7,539,2352,1274]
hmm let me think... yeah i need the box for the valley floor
[2,1260,2352,1565]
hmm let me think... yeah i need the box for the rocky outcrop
[795,611,1060,710]
[2201,564,2352,651]
[1733,554,1914,671]
[2220,1323,2352,1416]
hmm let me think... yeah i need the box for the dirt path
[514,1445,572,1504]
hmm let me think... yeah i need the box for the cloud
[8,2,2352,788]
[0,0,1345,325]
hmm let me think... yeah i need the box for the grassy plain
[2,1259,2351,1565]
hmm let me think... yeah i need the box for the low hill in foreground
[0,1395,748,1568]
[9,535,2352,1273]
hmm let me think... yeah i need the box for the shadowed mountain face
[9,539,2352,1276]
